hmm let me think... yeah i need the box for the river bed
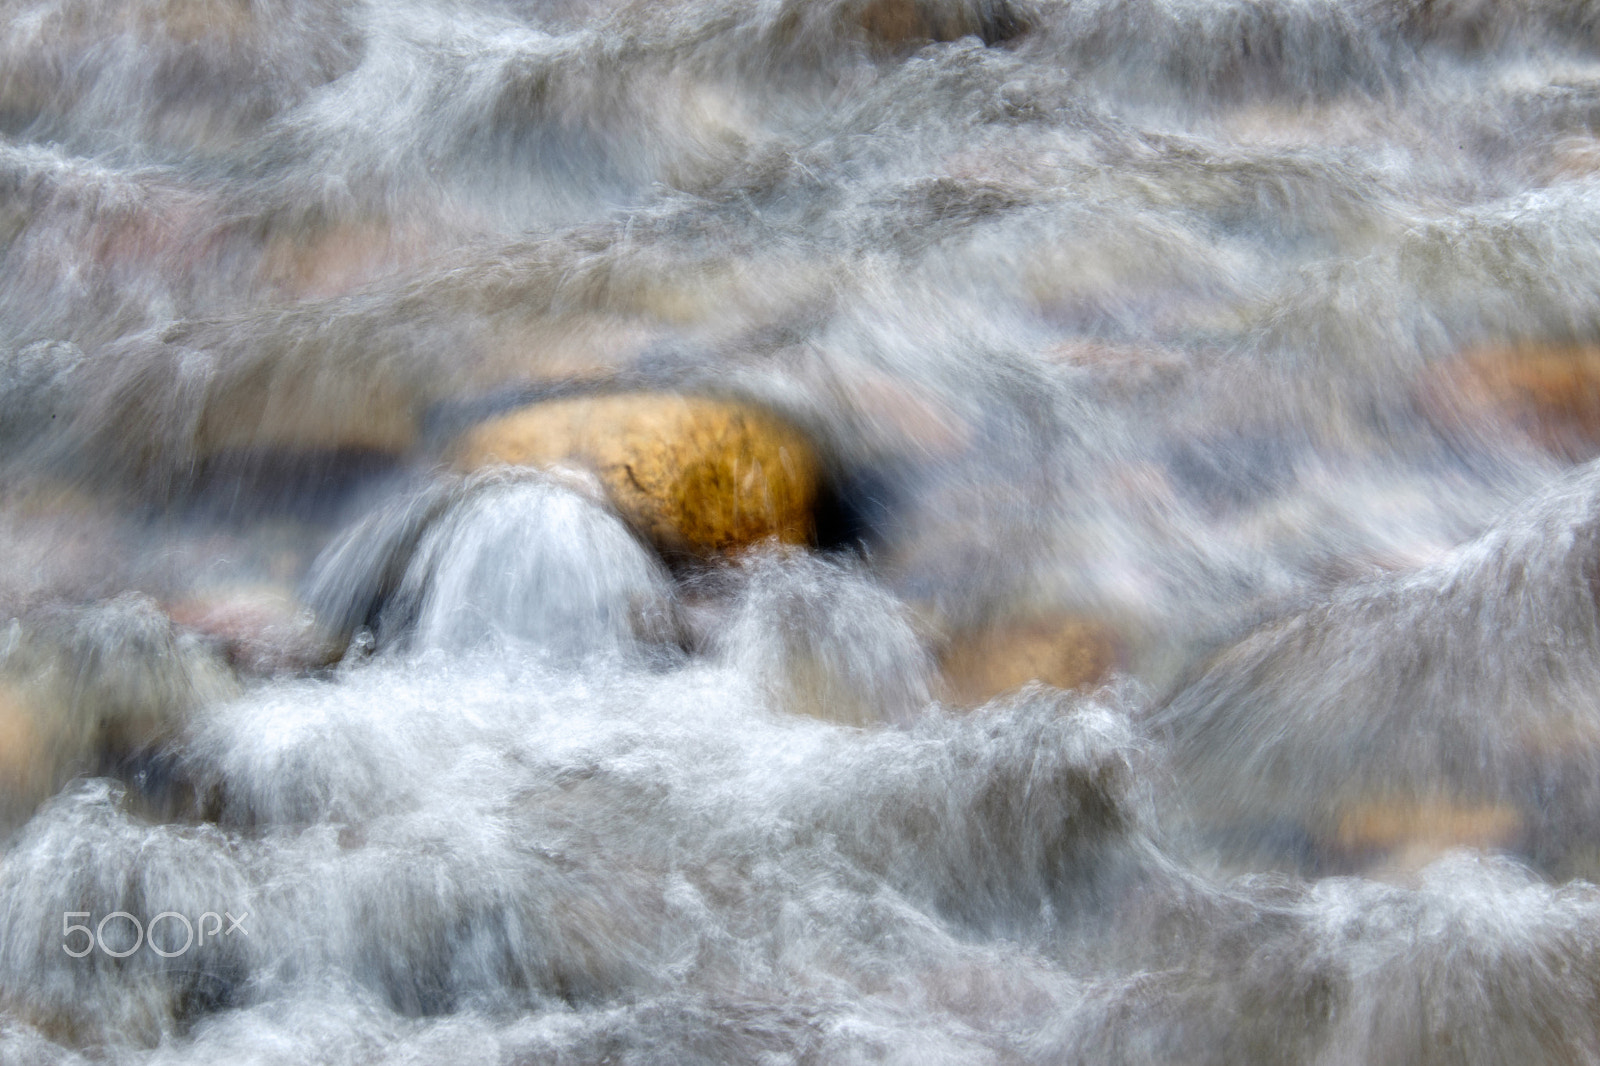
[6,0,1600,1062]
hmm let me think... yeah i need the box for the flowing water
[10,0,1600,1061]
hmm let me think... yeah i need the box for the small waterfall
[303,470,678,663]
[404,473,676,659]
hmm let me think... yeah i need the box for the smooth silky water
[7,0,1600,1061]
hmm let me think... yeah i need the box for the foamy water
[7,0,1600,1061]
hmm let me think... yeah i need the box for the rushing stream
[10,0,1600,1061]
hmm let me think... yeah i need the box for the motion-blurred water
[9,0,1600,1061]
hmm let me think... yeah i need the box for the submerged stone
[0,594,237,833]
[846,0,1031,51]
[939,612,1121,706]
[708,548,934,726]
[165,584,332,677]
[1150,463,1600,876]
[1327,795,1524,875]
[1422,342,1600,462]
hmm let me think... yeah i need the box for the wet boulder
[77,316,429,501]
[165,584,333,678]
[843,0,1032,51]
[1149,462,1600,876]
[1420,341,1600,462]
[0,594,237,833]
[0,0,361,154]
[192,353,423,458]
[452,393,822,560]
[1327,796,1524,875]
[938,612,1122,707]
[706,548,934,727]
[0,685,48,802]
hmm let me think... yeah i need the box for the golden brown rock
[1422,342,1600,461]
[855,0,932,46]
[1324,796,1524,877]
[453,394,821,558]
[0,684,47,797]
[939,613,1121,706]
[1332,796,1523,854]
[847,0,1024,50]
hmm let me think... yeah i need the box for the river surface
[8,0,1600,1062]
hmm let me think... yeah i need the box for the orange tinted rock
[0,685,47,796]
[1326,797,1524,875]
[453,394,821,558]
[847,0,1024,49]
[1333,797,1522,852]
[1424,343,1600,461]
[940,614,1121,706]
[856,0,931,45]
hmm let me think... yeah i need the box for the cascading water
[304,469,679,661]
[11,0,1600,1061]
